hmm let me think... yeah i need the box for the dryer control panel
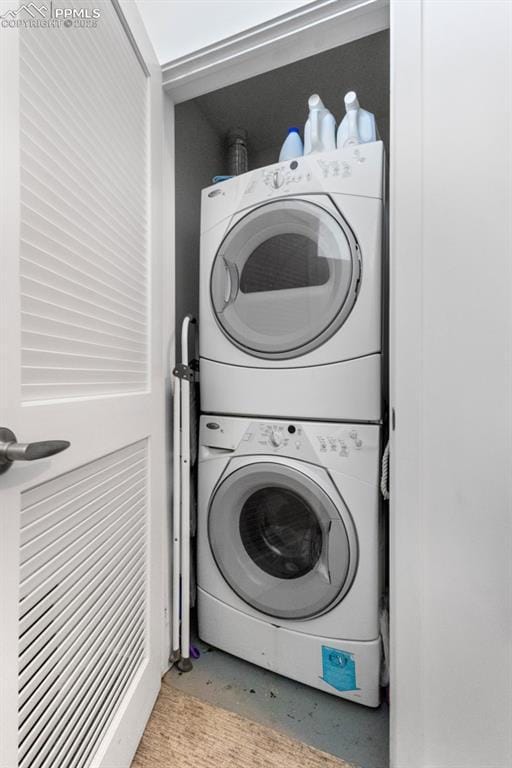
[260,165,313,192]
[200,142,384,234]
[241,146,380,201]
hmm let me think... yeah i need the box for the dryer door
[210,198,360,359]
[208,461,357,620]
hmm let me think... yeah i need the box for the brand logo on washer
[208,189,223,198]
[206,422,220,430]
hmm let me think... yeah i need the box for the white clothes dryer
[199,142,384,423]
[197,414,382,707]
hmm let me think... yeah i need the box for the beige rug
[131,680,355,768]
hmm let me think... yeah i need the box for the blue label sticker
[321,646,359,692]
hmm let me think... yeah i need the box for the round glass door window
[210,198,360,359]
[239,486,323,580]
[208,462,357,620]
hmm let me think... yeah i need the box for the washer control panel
[243,422,305,451]
[237,420,378,475]
[200,416,380,484]
[241,422,367,457]
[315,428,364,457]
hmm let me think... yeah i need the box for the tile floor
[167,636,389,768]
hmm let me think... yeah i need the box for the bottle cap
[344,91,359,111]
[288,127,300,134]
[308,94,324,110]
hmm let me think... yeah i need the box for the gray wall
[196,30,389,168]
[174,100,223,357]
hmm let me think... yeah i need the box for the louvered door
[0,2,166,767]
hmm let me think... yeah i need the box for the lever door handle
[0,427,70,474]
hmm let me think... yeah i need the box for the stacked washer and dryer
[197,142,385,707]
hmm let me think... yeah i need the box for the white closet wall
[391,1,512,766]
[173,100,223,357]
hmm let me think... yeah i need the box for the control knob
[270,429,283,447]
[272,170,284,189]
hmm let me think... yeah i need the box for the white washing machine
[197,414,382,707]
[199,142,384,423]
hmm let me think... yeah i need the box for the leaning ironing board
[171,315,198,671]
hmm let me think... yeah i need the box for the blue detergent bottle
[279,127,304,162]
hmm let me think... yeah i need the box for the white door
[0,2,166,767]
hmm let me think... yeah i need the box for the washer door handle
[317,520,333,584]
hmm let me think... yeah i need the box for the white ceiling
[135,0,312,64]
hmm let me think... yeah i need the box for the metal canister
[226,128,249,176]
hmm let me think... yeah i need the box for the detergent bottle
[303,94,336,155]
[279,127,304,162]
[336,91,377,148]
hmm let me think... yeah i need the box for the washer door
[208,462,357,620]
[210,198,360,360]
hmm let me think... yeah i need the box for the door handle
[222,258,239,311]
[0,427,70,475]
[317,520,332,585]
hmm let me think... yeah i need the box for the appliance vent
[18,441,148,768]
[19,5,148,402]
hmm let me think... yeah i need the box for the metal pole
[170,371,181,663]
[177,316,194,671]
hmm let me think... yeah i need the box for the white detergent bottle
[279,127,304,162]
[337,90,377,148]
[304,94,336,155]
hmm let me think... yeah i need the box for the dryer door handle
[222,258,239,311]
